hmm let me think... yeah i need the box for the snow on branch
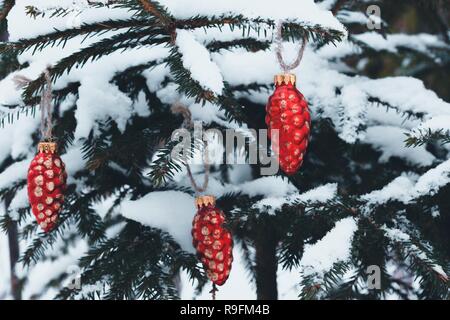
[120,191,196,253]
[300,216,357,276]
[406,115,450,146]
[362,159,450,205]
[353,32,449,62]
[175,30,224,96]
[360,77,450,117]
[252,182,338,214]
[364,126,435,166]
[8,1,131,41]
[159,0,346,34]
[383,227,448,281]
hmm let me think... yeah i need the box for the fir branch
[60,221,199,300]
[176,15,345,45]
[25,1,117,19]
[404,128,450,147]
[137,0,173,27]
[166,48,246,123]
[0,0,15,22]
[368,96,425,121]
[299,261,353,300]
[206,38,271,52]
[390,235,449,299]
[147,137,200,186]
[0,106,37,128]
[0,19,150,55]
[21,28,170,102]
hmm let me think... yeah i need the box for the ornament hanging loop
[12,67,55,144]
[171,103,210,195]
[40,68,54,142]
[275,20,307,73]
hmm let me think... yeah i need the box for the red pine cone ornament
[266,73,311,175]
[27,142,67,232]
[192,196,233,286]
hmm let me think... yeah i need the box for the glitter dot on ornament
[34,187,43,197]
[43,159,53,169]
[46,182,55,192]
[201,226,210,236]
[205,249,213,259]
[213,240,222,250]
[210,272,218,282]
[45,170,54,179]
[203,236,213,245]
[34,175,44,186]
[216,252,224,261]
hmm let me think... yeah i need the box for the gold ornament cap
[274,73,296,86]
[195,195,216,208]
[38,142,57,154]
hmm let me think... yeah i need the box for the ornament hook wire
[171,103,210,195]
[40,68,54,142]
[13,66,54,142]
[275,20,308,73]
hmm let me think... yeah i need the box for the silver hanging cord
[13,67,54,141]
[40,69,54,141]
[275,20,308,73]
[171,103,210,194]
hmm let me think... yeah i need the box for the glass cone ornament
[265,73,311,175]
[27,142,67,232]
[192,195,233,286]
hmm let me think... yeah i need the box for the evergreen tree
[0,0,448,300]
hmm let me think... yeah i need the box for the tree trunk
[7,221,21,300]
[254,223,278,300]
[1,17,21,300]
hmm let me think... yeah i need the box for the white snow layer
[0,206,11,299]
[354,32,448,57]
[159,0,346,34]
[409,115,450,138]
[8,1,131,41]
[365,126,435,166]
[301,217,357,275]
[180,245,256,300]
[253,183,338,214]
[363,159,450,205]
[120,191,196,253]
[383,227,448,279]
[176,30,224,95]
